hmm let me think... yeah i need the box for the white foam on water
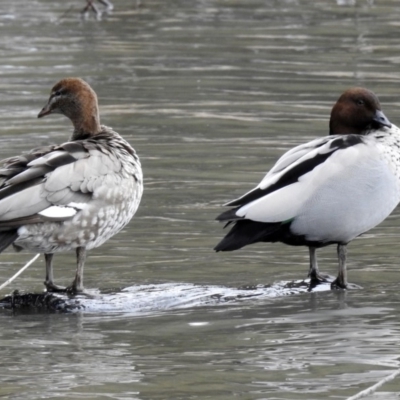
[61,279,335,314]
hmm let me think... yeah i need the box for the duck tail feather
[0,230,19,253]
[215,207,242,222]
[214,220,282,252]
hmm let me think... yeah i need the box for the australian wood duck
[0,78,143,293]
[215,88,397,289]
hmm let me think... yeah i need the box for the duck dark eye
[357,99,365,106]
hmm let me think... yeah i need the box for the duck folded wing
[217,135,379,227]
[217,135,364,216]
[0,140,123,227]
[214,139,396,251]
[263,136,333,177]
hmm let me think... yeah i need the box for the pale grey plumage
[0,78,143,293]
[215,87,398,289]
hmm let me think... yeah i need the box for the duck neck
[70,107,102,140]
[329,119,364,135]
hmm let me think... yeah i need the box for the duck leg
[308,246,329,286]
[44,253,66,292]
[331,244,348,289]
[82,0,100,16]
[98,0,114,10]
[66,247,86,294]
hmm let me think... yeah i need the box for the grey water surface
[1,0,400,399]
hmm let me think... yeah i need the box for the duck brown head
[329,87,391,135]
[38,77,101,139]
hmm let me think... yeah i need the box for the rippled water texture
[1,0,400,398]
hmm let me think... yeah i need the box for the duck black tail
[0,230,18,253]
[214,220,282,252]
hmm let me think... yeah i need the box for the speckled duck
[0,78,143,293]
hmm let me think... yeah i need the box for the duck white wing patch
[38,206,77,219]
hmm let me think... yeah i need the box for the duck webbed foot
[44,281,67,293]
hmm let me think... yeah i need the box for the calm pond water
[1,0,400,398]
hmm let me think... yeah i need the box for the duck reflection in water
[82,0,113,19]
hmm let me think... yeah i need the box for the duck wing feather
[218,134,366,221]
[0,135,125,228]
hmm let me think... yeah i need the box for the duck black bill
[373,109,391,128]
[37,105,51,118]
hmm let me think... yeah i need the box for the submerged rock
[0,291,82,313]
[0,279,344,314]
